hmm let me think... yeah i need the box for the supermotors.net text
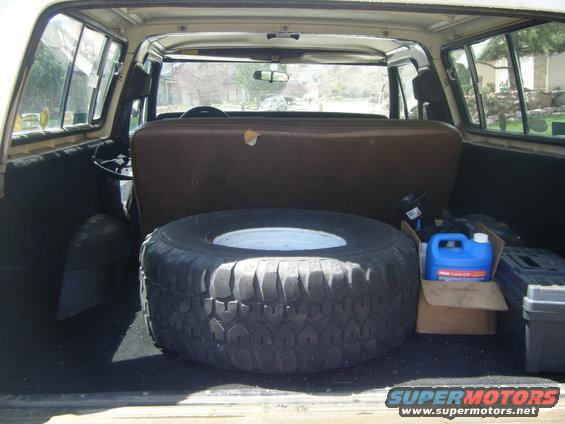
[399,405,538,418]
[386,387,559,419]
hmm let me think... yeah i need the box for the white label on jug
[437,269,487,281]
[406,207,422,220]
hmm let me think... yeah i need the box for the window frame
[11,13,127,147]
[441,19,565,146]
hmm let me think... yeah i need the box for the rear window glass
[13,14,123,139]
[157,62,390,116]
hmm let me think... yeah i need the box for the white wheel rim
[212,227,347,251]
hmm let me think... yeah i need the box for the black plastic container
[459,214,523,246]
[394,190,435,230]
[496,247,565,373]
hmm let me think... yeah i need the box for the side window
[93,42,122,120]
[13,14,123,140]
[449,49,480,125]
[397,81,406,119]
[15,15,82,133]
[397,63,419,119]
[129,100,142,133]
[446,21,565,141]
[471,35,523,133]
[64,27,107,127]
[513,23,565,137]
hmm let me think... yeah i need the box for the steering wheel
[91,144,133,181]
[180,106,229,118]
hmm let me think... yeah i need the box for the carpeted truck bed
[2,289,564,395]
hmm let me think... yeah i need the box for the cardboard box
[401,221,508,335]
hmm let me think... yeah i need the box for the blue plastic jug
[425,233,493,282]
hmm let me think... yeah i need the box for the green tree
[234,63,287,106]
[482,23,565,61]
[19,42,66,116]
[455,62,472,94]
[477,23,565,89]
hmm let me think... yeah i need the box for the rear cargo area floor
[2,289,564,395]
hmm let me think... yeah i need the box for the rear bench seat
[131,118,461,234]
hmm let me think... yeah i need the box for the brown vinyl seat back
[131,118,461,234]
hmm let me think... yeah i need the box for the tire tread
[140,219,418,373]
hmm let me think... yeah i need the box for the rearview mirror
[253,70,289,83]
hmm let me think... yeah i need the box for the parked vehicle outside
[260,93,288,111]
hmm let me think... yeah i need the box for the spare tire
[140,209,419,373]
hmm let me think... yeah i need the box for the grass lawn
[487,113,565,137]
